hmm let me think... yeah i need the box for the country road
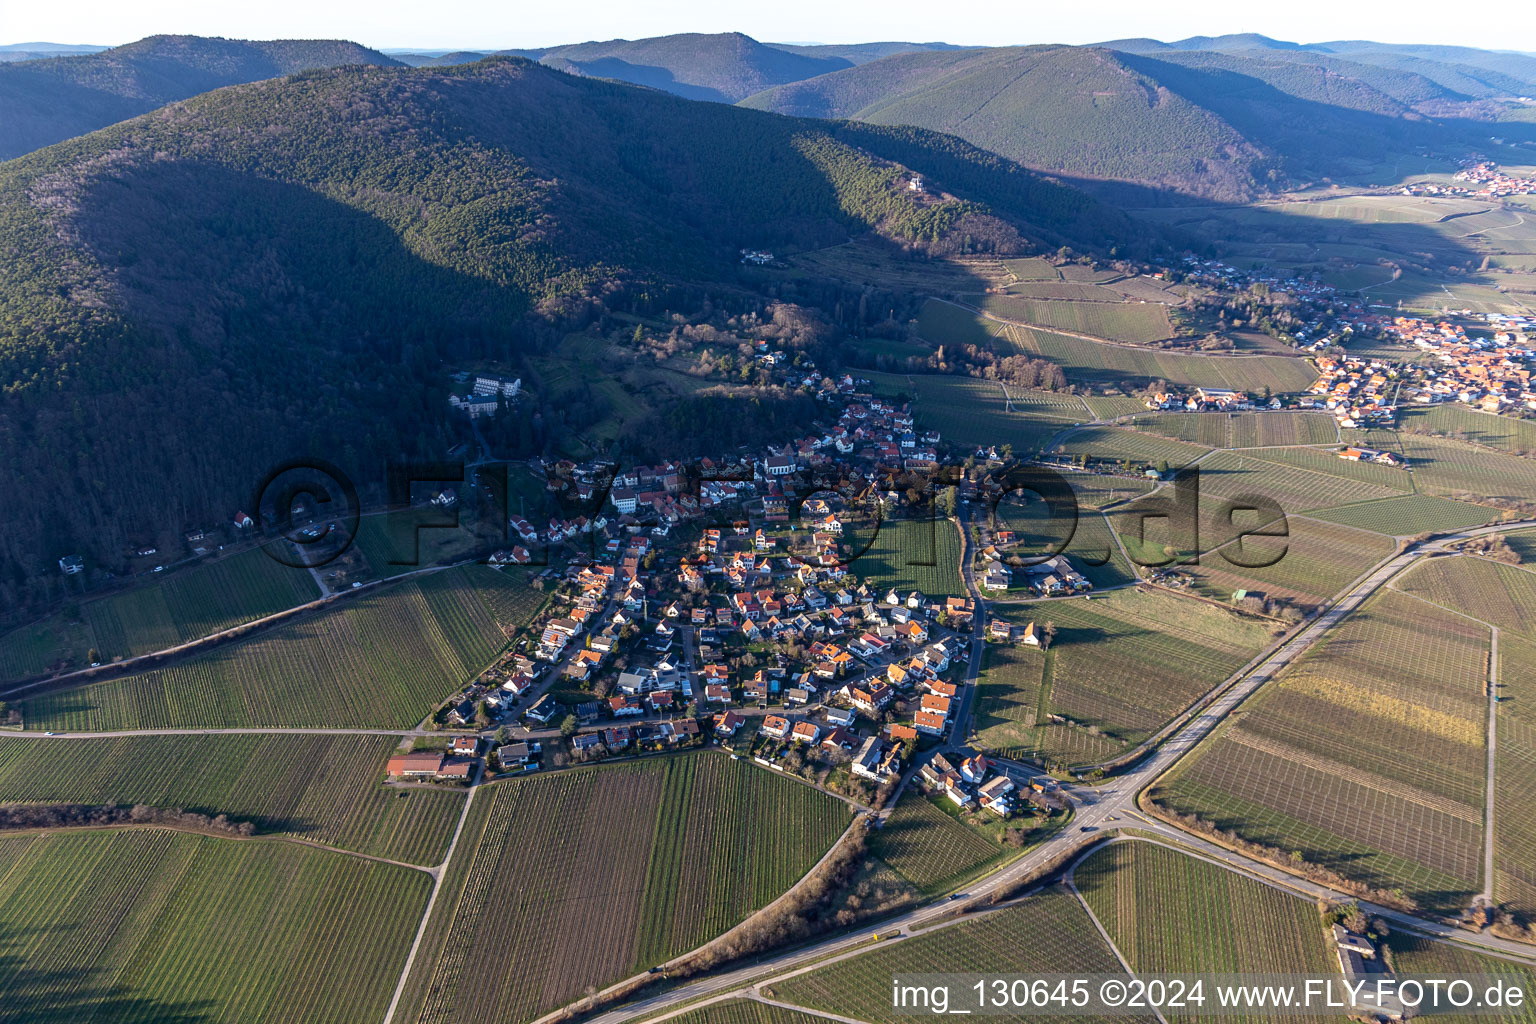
[574,517,1536,1024]
[9,507,1534,1024]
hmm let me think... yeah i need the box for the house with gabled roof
[914,710,947,736]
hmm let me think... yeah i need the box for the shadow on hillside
[549,57,731,103]
[0,923,213,1023]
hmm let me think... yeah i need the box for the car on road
[1079,825,1096,832]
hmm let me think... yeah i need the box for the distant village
[1401,159,1536,199]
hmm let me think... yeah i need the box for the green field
[1153,588,1491,912]
[1400,405,1536,455]
[1081,395,1154,419]
[916,298,1012,347]
[972,641,1123,766]
[1003,256,1061,281]
[770,886,1138,1024]
[1076,840,1339,1024]
[666,1003,830,1024]
[916,300,1317,394]
[861,369,1086,455]
[1166,513,1396,609]
[1068,473,1156,509]
[1395,555,1536,638]
[392,753,850,1024]
[979,294,1174,345]
[1306,494,1500,535]
[20,566,541,731]
[353,509,494,578]
[1497,635,1536,920]
[975,590,1273,764]
[1127,411,1339,448]
[867,788,1017,895]
[1388,935,1536,1023]
[1004,280,1127,302]
[847,517,965,598]
[1055,424,1212,467]
[0,733,462,864]
[988,496,1138,588]
[1193,448,1406,511]
[0,828,430,1024]
[0,547,319,683]
[1386,430,1536,503]
[1002,321,1318,394]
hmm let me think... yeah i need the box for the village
[1402,159,1536,199]
[367,353,1103,839]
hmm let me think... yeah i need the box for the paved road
[574,519,1536,1024]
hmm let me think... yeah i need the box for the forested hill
[0,57,1135,608]
[741,46,1270,200]
[519,32,851,102]
[740,43,1536,200]
[0,35,403,159]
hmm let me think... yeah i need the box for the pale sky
[3,0,1531,53]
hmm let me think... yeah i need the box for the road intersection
[575,517,1536,1024]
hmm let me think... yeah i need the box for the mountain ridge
[0,57,1136,601]
[0,34,402,159]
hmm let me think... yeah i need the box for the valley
[4,17,1536,1024]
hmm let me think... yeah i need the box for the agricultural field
[1067,473,1156,509]
[19,566,539,731]
[1111,278,1191,304]
[1033,589,1273,750]
[1496,636,1536,920]
[860,370,1085,455]
[979,294,1175,345]
[353,508,496,577]
[0,828,430,1024]
[1306,494,1500,536]
[770,886,1142,1024]
[988,496,1138,588]
[0,733,462,864]
[1395,555,1536,638]
[1388,936,1536,1022]
[392,753,850,1024]
[1076,840,1340,1024]
[914,300,1317,394]
[1509,528,1536,565]
[972,639,1122,767]
[1118,412,1232,447]
[1003,256,1061,281]
[1231,445,1415,491]
[0,547,319,683]
[1193,448,1405,511]
[1003,280,1128,302]
[915,298,1011,347]
[867,788,1020,896]
[1054,424,1213,467]
[665,1003,829,1024]
[1389,431,1536,503]
[975,590,1273,764]
[1166,514,1396,609]
[1232,412,1340,448]
[847,517,965,598]
[789,241,1011,293]
[1080,394,1152,419]
[996,320,1319,394]
[1153,589,1491,912]
[1399,405,1536,455]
